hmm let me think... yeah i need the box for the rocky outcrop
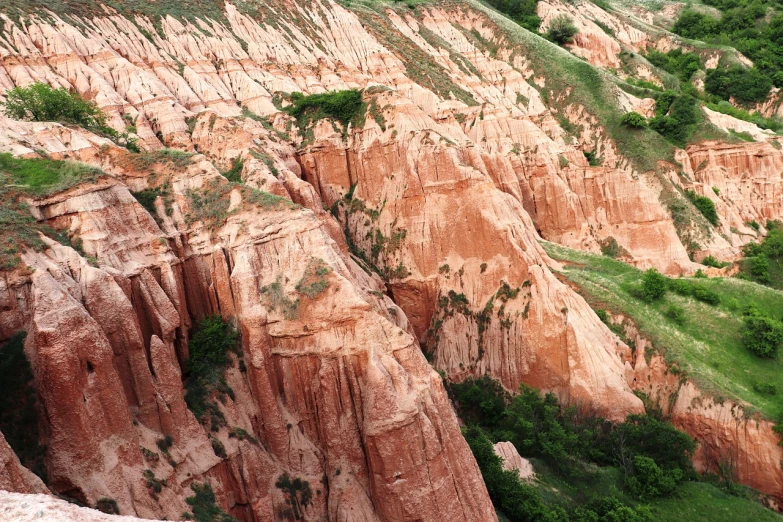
[0,0,782,515]
[0,433,47,495]
[0,491,164,522]
[493,441,534,481]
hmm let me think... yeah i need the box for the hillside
[0,0,781,519]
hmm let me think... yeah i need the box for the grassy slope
[464,0,676,173]
[532,458,782,521]
[541,240,783,420]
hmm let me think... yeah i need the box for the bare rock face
[493,442,534,482]
[0,491,164,522]
[0,0,782,515]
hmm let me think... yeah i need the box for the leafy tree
[610,414,696,474]
[4,82,107,128]
[463,426,569,522]
[624,456,682,500]
[285,89,365,128]
[547,15,579,45]
[639,268,667,301]
[620,112,647,128]
[672,9,720,39]
[743,307,783,358]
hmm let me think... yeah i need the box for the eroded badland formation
[1,0,783,519]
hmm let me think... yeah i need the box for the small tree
[4,82,106,128]
[621,112,647,128]
[640,268,667,301]
[547,15,578,45]
[743,309,783,358]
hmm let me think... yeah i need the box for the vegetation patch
[183,316,240,431]
[183,482,236,522]
[284,89,366,131]
[295,258,331,299]
[739,222,783,289]
[275,473,313,521]
[541,240,783,420]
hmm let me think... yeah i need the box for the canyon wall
[0,0,782,517]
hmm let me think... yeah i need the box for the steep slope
[0,0,782,517]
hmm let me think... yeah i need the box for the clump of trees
[483,0,542,31]
[671,1,783,102]
[449,376,696,521]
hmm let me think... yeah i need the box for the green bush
[754,381,777,395]
[705,66,772,104]
[665,304,686,324]
[646,48,703,82]
[685,190,719,227]
[547,15,578,45]
[463,425,568,522]
[275,473,313,521]
[95,498,120,515]
[3,82,106,128]
[624,455,682,500]
[668,278,691,296]
[184,483,236,522]
[742,308,783,358]
[572,496,653,522]
[483,0,541,30]
[184,316,240,427]
[701,256,727,268]
[639,268,668,301]
[620,111,647,128]
[691,286,721,306]
[285,89,365,128]
[611,414,696,475]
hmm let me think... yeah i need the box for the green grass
[649,481,781,521]
[465,0,675,173]
[533,458,782,521]
[541,240,783,419]
[0,153,101,197]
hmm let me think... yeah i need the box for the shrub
[222,157,244,183]
[599,237,625,258]
[463,425,567,522]
[685,189,719,226]
[184,316,240,427]
[285,89,365,128]
[639,268,667,301]
[210,436,227,458]
[184,483,236,522]
[754,382,777,395]
[624,455,682,500]
[743,309,783,358]
[691,286,720,306]
[547,15,578,45]
[701,255,727,268]
[705,66,772,104]
[482,0,541,31]
[620,111,647,128]
[3,82,107,129]
[665,304,686,324]
[668,278,691,296]
[95,498,119,515]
